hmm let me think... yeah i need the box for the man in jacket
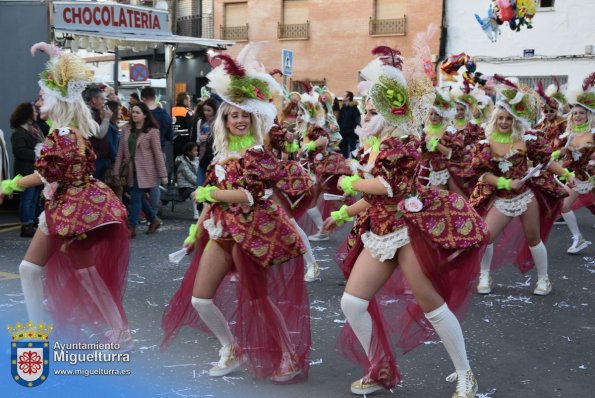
[338,91,361,158]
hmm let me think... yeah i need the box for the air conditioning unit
[586,44,593,55]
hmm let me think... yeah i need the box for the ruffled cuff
[238,187,254,206]
[377,176,393,198]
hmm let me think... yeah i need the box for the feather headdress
[492,74,539,127]
[206,42,282,131]
[31,42,93,103]
[566,72,595,113]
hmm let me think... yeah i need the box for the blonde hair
[212,102,265,159]
[46,98,99,139]
[566,105,594,132]
[485,106,525,141]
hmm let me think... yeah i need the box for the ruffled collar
[228,132,255,152]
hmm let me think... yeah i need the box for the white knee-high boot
[562,211,581,237]
[191,297,234,347]
[19,260,46,324]
[425,303,470,372]
[290,218,316,265]
[341,292,372,357]
[529,241,553,295]
[477,244,493,294]
[306,207,324,230]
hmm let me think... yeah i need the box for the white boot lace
[217,344,232,368]
[446,370,473,396]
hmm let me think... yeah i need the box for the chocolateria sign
[53,1,170,36]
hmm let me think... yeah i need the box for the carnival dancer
[419,88,467,196]
[0,43,132,347]
[296,83,353,242]
[535,81,567,144]
[448,85,487,197]
[267,121,320,281]
[555,73,594,254]
[161,52,311,383]
[322,45,488,397]
[472,75,571,295]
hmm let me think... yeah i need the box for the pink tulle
[490,187,563,273]
[45,223,130,341]
[161,233,311,381]
[336,223,487,388]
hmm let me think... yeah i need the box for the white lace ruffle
[361,227,410,262]
[377,176,393,198]
[573,179,594,194]
[39,79,89,103]
[428,169,450,186]
[37,211,49,235]
[263,188,273,200]
[203,216,224,239]
[238,188,254,206]
[34,170,57,200]
[494,190,535,217]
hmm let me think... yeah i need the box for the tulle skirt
[336,221,487,388]
[161,233,311,381]
[45,222,130,341]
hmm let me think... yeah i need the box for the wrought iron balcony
[277,21,309,40]
[176,14,214,39]
[369,16,407,36]
[220,24,249,41]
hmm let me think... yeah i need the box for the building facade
[212,0,443,95]
[445,0,595,88]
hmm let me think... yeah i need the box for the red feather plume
[552,77,561,92]
[582,72,595,91]
[269,69,283,77]
[535,81,546,99]
[493,74,518,89]
[212,54,246,77]
[371,46,403,70]
[295,80,313,94]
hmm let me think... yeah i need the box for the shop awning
[55,28,234,49]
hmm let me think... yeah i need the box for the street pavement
[0,200,593,398]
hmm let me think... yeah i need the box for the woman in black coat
[10,102,44,237]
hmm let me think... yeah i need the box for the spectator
[129,92,140,107]
[34,91,50,137]
[175,141,199,219]
[338,91,361,158]
[112,102,167,238]
[191,98,218,189]
[0,128,9,182]
[172,91,193,131]
[140,87,172,151]
[10,102,44,237]
[103,100,123,197]
[83,85,113,181]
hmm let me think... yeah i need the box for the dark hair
[184,141,198,157]
[83,86,104,103]
[105,100,120,125]
[129,102,160,132]
[130,92,140,101]
[345,91,354,102]
[140,87,156,101]
[10,102,35,129]
[175,92,188,107]
[190,98,219,142]
[332,97,341,113]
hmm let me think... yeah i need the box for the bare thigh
[484,205,513,244]
[192,240,234,298]
[561,188,580,213]
[23,228,49,267]
[448,179,467,199]
[397,244,444,313]
[344,247,398,301]
[520,198,541,246]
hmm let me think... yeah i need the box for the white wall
[445,0,595,87]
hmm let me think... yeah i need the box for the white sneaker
[533,275,553,296]
[308,232,330,241]
[304,260,321,282]
[476,272,492,294]
[447,370,478,398]
[350,376,383,395]
[270,352,301,383]
[567,235,591,254]
[104,329,134,353]
[209,344,240,377]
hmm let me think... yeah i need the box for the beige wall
[213,0,443,96]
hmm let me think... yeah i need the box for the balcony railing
[277,21,309,40]
[369,16,407,36]
[176,14,214,39]
[220,24,249,41]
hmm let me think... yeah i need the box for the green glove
[183,224,199,245]
[331,205,353,226]
[195,185,220,203]
[496,176,512,190]
[1,175,24,195]
[341,175,362,196]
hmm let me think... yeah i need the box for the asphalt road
[0,202,593,398]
